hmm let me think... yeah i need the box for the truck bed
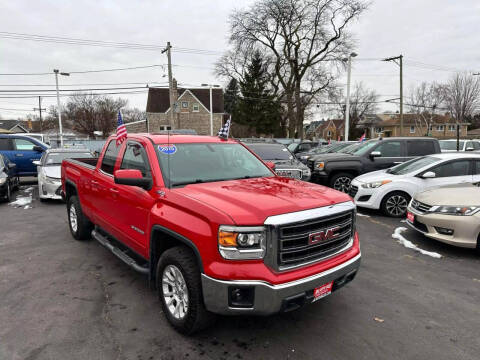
[65,157,98,169]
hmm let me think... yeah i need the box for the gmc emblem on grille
[308,226,340,245]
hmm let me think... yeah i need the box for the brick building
[144,81,224,135]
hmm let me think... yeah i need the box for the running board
[91,229,149,274]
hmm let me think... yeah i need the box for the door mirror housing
[33,145,44,152]
[114,169,152,190]
[370,151,381,159]
[7,162,16,169]
[32,160,41,166]
[422,171,436,179]
[465,147,474,152]
[265,161,276,171]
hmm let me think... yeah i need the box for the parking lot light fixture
[53,69,70,147]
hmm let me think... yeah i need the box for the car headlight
[361,180,392,189]
[0,177,6,185]
[429,205,480,216]
[43,174,60,185]
[218,226,266,260]
[316,161,325,170]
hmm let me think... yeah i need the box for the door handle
[15,153,24,157]
[109,188,119,193]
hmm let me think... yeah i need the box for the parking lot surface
[1,184,479,360]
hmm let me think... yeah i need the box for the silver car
[34,148,92,200]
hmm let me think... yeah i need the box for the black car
[287,141,319,156]
[243,142,311,181]
[0,154,19,202]
[296,141,356,164]
[308,137,441,192]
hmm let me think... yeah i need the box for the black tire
[330,172,354,193]
[3,182,11,202]
[67,195,93,240]
[476,234,480,255]
[156,246,214,335]
[381,191,411,218]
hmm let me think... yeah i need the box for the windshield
[246,144,292,160]
[341,143,364,154]
[387,156,441,175]
[156,143,274,187]
[287,143,299,152]
[349,140,379,155]
[44,152,91,165]
[440,140,464,150]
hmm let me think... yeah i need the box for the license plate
[312,281,333,302]
[407,212,415,223]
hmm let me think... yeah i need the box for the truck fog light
[228,286,254,308]
[435,226,454,235]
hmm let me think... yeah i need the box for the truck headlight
[300,155,310,160]
[429,205,480,216]
[316,162,325,170]
[302,168,311,177]
[218,226,266,260]
[361,180,391,188]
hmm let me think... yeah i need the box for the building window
[375,127,383,133]
[410,126,415,134]
[448,125,456,131]
[181,101,188,109]
[436,125,444,131]
[327,130,331,137]
[159,125,172,131]
[192,103,199,112]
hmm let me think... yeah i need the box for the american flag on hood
[116,110,127,146]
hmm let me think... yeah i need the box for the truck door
[112,140,154,257]
[12,137,43,176]
[366,140,404,172]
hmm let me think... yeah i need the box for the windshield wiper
[171,179,206,187]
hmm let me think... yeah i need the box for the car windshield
[44,152,92,165]
[349,140,379,155]
[387,156,441,175]
[287,143,299,152]
[246,144,292,160]
[440,140,464,150]
[156,143,274,187]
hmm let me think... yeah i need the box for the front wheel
[330,173,354,193]
[381,191,410,218]
[156,246,214,334]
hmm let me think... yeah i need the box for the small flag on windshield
[358,133,366,142]
[217,116,231,138]
[116,110,127,146]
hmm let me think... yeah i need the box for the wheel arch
[65,179,78,202]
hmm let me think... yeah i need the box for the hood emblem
[308,226,340,245]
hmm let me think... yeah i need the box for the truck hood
[415,184,480,206]
[310,153,359,162]
[270,159,308,170]
[43,165,61,179]
[174,176,352,225]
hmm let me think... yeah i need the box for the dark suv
[308,137,441,192]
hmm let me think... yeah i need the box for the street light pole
[202,83,220,136]
[53,69,69,147]
[344,52,357,141]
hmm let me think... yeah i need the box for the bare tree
[221,0,368,138]
[330,82,378,139]
[407,82,446,135]
[442,73,480,123]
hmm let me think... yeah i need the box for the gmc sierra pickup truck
[61,134,360,334]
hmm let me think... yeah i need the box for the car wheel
[476,234,480,255]
[381,191,410,218]
[67,195,93,241]
[330,173,354,193]
[156,246,214,335]
[4,182,12,202]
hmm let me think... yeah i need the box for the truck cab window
[0,138,13,150]
[374,141,401,157]
[121,142,150,177]
[14,138,36,150]
[100,140,120,175]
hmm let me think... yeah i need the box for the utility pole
[53,69,69,147]
[33,96,46,133]
[383,55,403,136]
[162,42,175,129]
[343,52,357,141]
[202,84,220,136]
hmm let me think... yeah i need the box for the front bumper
[349,180,383,210]
[406,207,480,248]
[38,179,62,200]
[201,253,361,315]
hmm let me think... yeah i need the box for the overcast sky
[0,0,479,121]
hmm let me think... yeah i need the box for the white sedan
[349,153,480,217]
[34,148,92,200]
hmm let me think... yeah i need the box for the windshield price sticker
[158,144,177,154]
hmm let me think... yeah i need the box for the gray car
[33,148,92,200]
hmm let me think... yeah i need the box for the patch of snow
[400,219,407,223]
[392,227,442,259]
[9,195,32,207]
[356,212,370,217]
[24,205,31,209]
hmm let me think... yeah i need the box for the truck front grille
[276,210,354,269]
[307,159,315,171]
[276,169,302,179]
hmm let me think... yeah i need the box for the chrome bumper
[201,253,361,315]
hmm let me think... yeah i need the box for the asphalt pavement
[0,183,479,360]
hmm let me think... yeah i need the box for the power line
[0,86,154,93]
[0,90,149,98]
[0,81,168,87]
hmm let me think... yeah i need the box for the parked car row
[0,154,19,202]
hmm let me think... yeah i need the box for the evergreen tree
[235,51,282,135]
[224,78,239,115]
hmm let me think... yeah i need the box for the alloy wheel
[333,177,352,193]
[386,195,408,216]
[162,265,189,320]
[69,204,78,232]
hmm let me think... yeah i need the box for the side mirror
[466,147,474,152]
[32,160,41,166]
[370,151,381,159]
[265,161,276,171]
[8,163,16,169]
[33,146,43,152]
[422,171,436,179]
[114,169,152,190]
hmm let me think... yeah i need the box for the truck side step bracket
[91,229,149,274]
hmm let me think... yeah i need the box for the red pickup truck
[61,134,360,334]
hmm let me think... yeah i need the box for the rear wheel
[156,246,214,334]
[67,195,93,240]
[4,182,11,202]
[381,191,410,218]
[330,173,354,193]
